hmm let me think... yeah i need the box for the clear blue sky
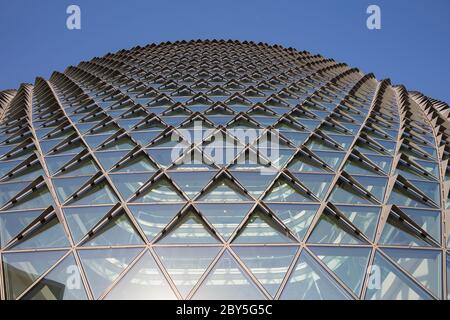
[0,0,449,103]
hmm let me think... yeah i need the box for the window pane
[155,246,221,298]
[233,246,297,297]
[280,251,352,300]
[105,251,176,300]
[193,251,265,300]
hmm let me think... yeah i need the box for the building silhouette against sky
[0,40,449,300]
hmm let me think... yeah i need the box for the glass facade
[0,40,448,300]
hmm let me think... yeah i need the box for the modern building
[0,40,449,300]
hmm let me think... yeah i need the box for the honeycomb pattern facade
[0,40,449,300]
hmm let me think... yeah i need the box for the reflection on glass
[379,214,431,247]
[233,211,294,244]
[128,204,184,241]
[69,180,118,206]
[83,212,144,246]
[263,179,313,202]
[308,211,366,245]
[12,215,70,250]
[168,171,216,199]
[132,178,185,203]
[365,252,432,300]
[196,203,252,240]
[105,251,176,300]
[310,246,371,295]
[64,206,113,243]
[293,173,333,200]
[155,246,220,298]
[280,251,352,300]
[79,247,142,299]
[22,254,87,300]
[382,248,441,298]
[159,212,219,244]
[193,251,265,300]
[3,250,66,299]
[231,172,275,198]
[109,173,152,200]
[335,205,380,241]
[0,210,42,247]
[233,246,297,297]
[266,204,319,241]
[198,180,250,202]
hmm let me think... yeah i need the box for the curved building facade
[0,40,449,300]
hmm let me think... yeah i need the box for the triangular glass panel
[410,180,440,205]
[328,178,378,205]
[278,131,310,147]
[64,206,113,243]
[334,205,381,241]
[233,246,297,297]
[170,147,217,171]
[192,251,265,300]
[364,251,433,300]
[280,250,352,300]
[365,154,392,173]
[104,250,176,300]
[111,153,157,173]
[0,181,29,207]
[3,162,44,183]
[53,176,92,203]
[167,171,216,199]
[128,204,184,241]
[95,151,128,171]
[68,179,118,206]
[305,136,341,152]
[292,173,333,200]
[99,136,136,151]
[399,208,441,242]
[197,178,252,202]
[2,250,67,300]
[109,173,153,200]
[387,180,435,209]
[129,131,162,147]
[57,156,99,178]
[312,150,346,171]
[155,246,221,298]
[195,203,252,240]
[49,140,85,156]
[83,211,144,247]
[231,172,275,198]
[379,212,432,247]
[233,210,294,244]
[131,177,185,203]
[0,160,23,177]
[158,211,219,244]
[78,247,142,299]
[310,246,371,295]
[343,155,383,176]
[351,175,388,203]
[21,254,88,300]
[266,204,319,241]
[382,248,441,298]
[84,135,109,150]
[228,148,276,172]
[11,215,70,250]
[10,184,54,211]
[263,177,315,203]
[307,209,367,245]
[288,152,330,173]
[0,209,42,247]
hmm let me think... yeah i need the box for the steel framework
[0,40,449,300]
